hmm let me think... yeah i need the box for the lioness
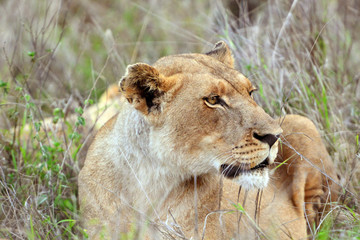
[78,42,340,239]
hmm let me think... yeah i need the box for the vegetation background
[0,0,359,239]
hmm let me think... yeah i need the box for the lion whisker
[207,151,233,168]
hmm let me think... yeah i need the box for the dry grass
[0,0,359,239]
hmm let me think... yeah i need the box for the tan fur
[78,42,340,239]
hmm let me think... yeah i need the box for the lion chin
[235,170,269,190]
[220,139,279,190]
[220,161,270,190]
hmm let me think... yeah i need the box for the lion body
[78,42,339,239]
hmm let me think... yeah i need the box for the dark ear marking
[119,63,167,114]
[205,41,235,68]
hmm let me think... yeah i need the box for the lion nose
[253,133,280,148]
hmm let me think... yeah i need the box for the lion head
[119,41,282,190]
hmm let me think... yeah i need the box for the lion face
[120,41,282,190]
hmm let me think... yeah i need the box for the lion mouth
[220,158,270,178]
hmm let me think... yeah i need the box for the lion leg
[277,114,340,235]
[291,166,324,232]
[291,170,306,211]
[304,188,323,229]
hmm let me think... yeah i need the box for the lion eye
[205,95,220,105]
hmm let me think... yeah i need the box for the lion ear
[119,63,173,115]
[205,41,235,68]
